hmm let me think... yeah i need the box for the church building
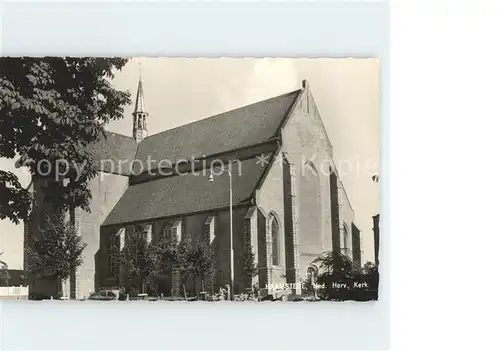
[26,78,360,299]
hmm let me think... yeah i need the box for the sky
[0,58,379,268]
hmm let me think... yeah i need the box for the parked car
[273,288,292,301]
[87,289,127,301]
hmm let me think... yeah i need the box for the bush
[313,252,379,301]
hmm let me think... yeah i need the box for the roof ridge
[103,130,136,140]
[143,89,302,141]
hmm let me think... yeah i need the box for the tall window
[159,224,170,243]
[341,223,351,257]
[343,224,349,249]
[145,224,152,243]
[159,221,181,245]
[108,234,118,277]
[270,214,280,266]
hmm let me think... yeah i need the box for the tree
[301,275,315,297]
[0,253,10,286]
[0,57,131,224]
[242,247,259,289]
[0,171,30,225]
[175,239,192,300]
[313,251,379,301]
[115,225,157,295]
[25,212,87,296]
[363,261,377,274]
[360,261,379,300]
[313,250,357,276]
[188,241,215,294]
[152,233,182,296]
[155,236,196,300]
[313,250,358,301]
[153,234,178,274]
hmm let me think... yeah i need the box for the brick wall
[74,172,128,299]
[98,172,130,224]
[351,223,361,268]
[298,162,322,255]
[213,207,248,294]
[25,177,59,298]
[279,86,339,279]
[281,157,300,294]
[243,207,258,290]
[250,84,356,290]
[329,171,341,253]
[26,172,129,299]
[257,208,271,293]
[98,206,253,296]
[255,152,287,292]
[340,184,354,241]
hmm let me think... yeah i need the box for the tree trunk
[56,276,62,299]
[183,282,188,301]
[69,206,76,299]
[201,278,205,293]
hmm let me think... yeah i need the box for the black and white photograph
[0,57,379,303]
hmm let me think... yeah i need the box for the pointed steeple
[134,77,146,113]
[132,74,148,143]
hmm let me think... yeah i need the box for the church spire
[132,72,148,143]
[134,76,146,113]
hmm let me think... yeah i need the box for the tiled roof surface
[89,132,137,175]
[132,90,301,174]
[102,154,273,227]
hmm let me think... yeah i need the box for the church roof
[89,132,137,175]
[102,153,273,227]
[132,89,301,174]
[101,88,303,226]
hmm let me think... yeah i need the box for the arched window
[341,223,351,257]
[343,224,349,249]
[145,224,152,243]
[159,220,181,245]
[159,224,170,243]
[108,234,119,277]
[270,214,280,266]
